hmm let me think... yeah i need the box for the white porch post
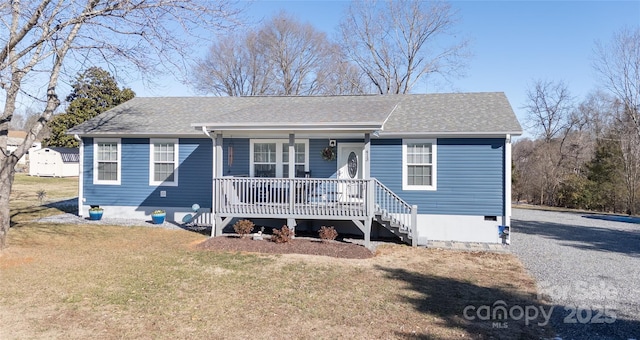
[216,134,224,179]
[287,133,296,234]
[364,133,371,179]
[214,134,224,236]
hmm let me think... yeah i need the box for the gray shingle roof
[383,92,522,134]
[68,93,522,136]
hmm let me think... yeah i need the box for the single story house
[29,147,80,177]
[68,93,522,247]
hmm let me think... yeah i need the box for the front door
[337,143,364,202]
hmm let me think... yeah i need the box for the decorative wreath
[321,146,336,161]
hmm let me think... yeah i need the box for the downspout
[74,134,84,217]
[202,127,217,236]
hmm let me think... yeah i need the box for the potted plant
[89,206,103,220]
[151,209,166,224]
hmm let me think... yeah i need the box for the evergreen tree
[586,137,625,212]
[43,67,135,148]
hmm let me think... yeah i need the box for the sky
[130,1,640,138]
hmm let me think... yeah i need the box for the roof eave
[191,122,384,132]
[378,131,523,138]
[67,131,204,138]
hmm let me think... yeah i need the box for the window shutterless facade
[149,139,179,186]
[402,139,437,190]
[93,138,121,185]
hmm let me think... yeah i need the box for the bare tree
[524,80,576,142]
[0,0,242,249]
[610,99,640,214]
[316,49,370,95]
[576,90,617,139]
[193,11,367,96]
[593,27,640,138]
[256,12,332,95]
[520,80,579,205]
[338,0,470,94]
[192,33,273,96]
[593,27,640,213]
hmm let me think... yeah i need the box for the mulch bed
[195,236,374,259]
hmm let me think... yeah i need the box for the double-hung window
[94,138,121,185]
[402,139,437,190]
[253,142,277,177]
[250,140,308,177]
[150,139,179,186]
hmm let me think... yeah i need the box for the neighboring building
[29,147,79,177]
[68,93,522,246]
[7,130,41,166]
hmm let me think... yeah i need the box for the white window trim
[402,138,437,191]
[249,139,309,177]
[93,138,121,185]
[149,138,179,186]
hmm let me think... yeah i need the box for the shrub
[318,226,338,242]
[271,225,293,243]
[233,219,255,238]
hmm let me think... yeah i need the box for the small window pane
[283,143,305,164]
[254,143,276,163]
[154,163,175,182]
[408,165,431,186]
[98,162,118,181]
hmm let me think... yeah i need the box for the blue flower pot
[152,213,166,224]
[89,210,103,220]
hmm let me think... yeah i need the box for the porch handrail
[372,178,418,245]
[211,177,417,246]
[214,177,370,218]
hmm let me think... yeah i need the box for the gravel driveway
[511,208,640,339]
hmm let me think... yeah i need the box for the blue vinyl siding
[82,136,504,216]
[223,138,250,176]
[310,139,337,178]
[83,138,212,209]
[371,138,505,216]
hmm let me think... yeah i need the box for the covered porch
[192,121,418,247]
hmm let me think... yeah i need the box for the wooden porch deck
[209,177,418,246]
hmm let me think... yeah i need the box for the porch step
[374,212,412,245]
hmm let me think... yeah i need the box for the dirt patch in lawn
[195,235,374,259]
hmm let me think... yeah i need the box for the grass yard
[1,174,553,339]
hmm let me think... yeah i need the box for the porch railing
[213,177,417,244]
[372,178,418,245]
[214,177,370,218]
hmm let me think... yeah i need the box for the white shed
[29,147,79,177]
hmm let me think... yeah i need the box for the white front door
[337,143,364,201]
